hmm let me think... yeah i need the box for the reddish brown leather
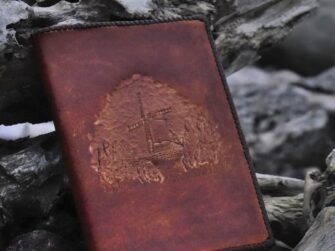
[34,19,272,251]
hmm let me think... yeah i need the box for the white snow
[117,0,151,13]
[0,122,55,140]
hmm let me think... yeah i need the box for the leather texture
[34,18,272,251]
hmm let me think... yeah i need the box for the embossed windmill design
[128,92,183,162]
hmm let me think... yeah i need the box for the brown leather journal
[34,18,273,251]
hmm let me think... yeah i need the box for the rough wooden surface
[257,173,305,196]
[294,207,335,251]
[264,194,305,247]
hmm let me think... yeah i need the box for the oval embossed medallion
[88,74,222,190]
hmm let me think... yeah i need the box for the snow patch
[0,122,55,140]
[118,0,151,13]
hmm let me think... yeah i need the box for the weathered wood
[264,194,305,247]
[303,150,335,225]
[0,133,66,227]
[293,150,335,250]
[271,240,292,251]
[149,0,319,74]
[303,169,322,226]
[257,173,304,196]
[294,207,335,251]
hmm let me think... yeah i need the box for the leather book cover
[34,18,273,251]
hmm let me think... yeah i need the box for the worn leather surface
[35,19,271,251]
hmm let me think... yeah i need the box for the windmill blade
[148,107,172,118]
[128,120,143,131]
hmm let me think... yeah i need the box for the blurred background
[227,0,335,178]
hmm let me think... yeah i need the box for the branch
[257,173,305,196]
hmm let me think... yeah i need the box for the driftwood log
[294,207,335,251]
[2,0,333,250]
[293,150,335,251]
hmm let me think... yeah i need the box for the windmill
[128,92,183,162]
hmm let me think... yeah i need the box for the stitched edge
[33,16,274,250]
[201,19,274,251]
[32,16,206,37]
